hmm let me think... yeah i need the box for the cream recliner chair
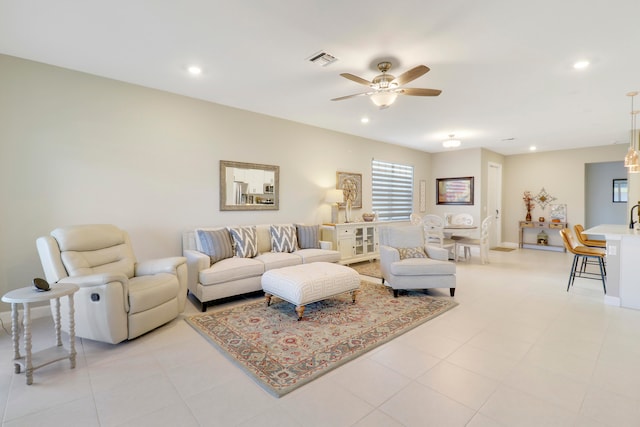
[36,224,188,344]
[378,224,456,297]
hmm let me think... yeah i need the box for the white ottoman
[261,262,361,320]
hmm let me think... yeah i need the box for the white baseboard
[604,295,621,307]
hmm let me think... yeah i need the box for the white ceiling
[1,1,639,155]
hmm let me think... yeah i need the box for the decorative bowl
[362,213,375,222]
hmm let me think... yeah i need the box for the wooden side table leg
[53,297,62,347]
[68,294,76,369]
[23,302,33,385]
[11,303,20,373]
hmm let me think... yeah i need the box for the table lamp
[325,189,344,224]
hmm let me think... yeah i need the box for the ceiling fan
[331,61,442,109]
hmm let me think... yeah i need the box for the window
[613,179,628,203]
[372,159,414,221]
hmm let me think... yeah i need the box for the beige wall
[0,54,432,301]
[503,145,628,244]
[0,53,631,305]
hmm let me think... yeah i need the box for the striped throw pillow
[270,225,298,253]
[196,229,234,264]
[295,224,320,249]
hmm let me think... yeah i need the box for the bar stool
[559,228,606,293]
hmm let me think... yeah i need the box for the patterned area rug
[185,281,457,397]
[349,260,382,278]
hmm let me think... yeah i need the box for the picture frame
[336,171,362,209]
[549,203,567,223]
[436,177,474,205]
[613,178,628,203]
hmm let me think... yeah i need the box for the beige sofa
[182,224,340,311]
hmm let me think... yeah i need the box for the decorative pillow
[295,224,320,249]
[196,229,234,264]
[228,226,258,258]
[398,247,427,260]
[270,225,298,253]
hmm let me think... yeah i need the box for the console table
[2,283,78,385]
[518,221,567,252]
[321,221,379,264]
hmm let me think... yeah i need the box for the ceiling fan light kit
[443,134,461,148]
[331,61,441,109]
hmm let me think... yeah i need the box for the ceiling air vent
[307,51,338,67]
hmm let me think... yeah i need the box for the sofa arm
[379,245,400,280]
[425,245,449,261]
[183,249,210,293]
[135,256,186,276]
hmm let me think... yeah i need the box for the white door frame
[487,162,503,247]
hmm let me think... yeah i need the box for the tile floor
[1,248,639,426]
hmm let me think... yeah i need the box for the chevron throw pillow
[270,224,298,253]
[228,226,259,258]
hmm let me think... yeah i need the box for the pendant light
[624,91,639,171]
[442,134,461,148]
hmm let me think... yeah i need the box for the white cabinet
[322,222,379,264]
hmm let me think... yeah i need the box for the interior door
[487,162,503,247]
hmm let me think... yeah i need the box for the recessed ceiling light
[573,60,589,70]
[529,146,537,151]
[361,117,369,124]
[187,66,202,75]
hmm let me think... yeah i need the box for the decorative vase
[526,211,532,221]
[345,199,352,223]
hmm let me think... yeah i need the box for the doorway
[488,162,503,247]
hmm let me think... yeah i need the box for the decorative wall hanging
[336,172,362,209]
[533,187,556,209]
[436,177,474,205]
[419,180,427,212]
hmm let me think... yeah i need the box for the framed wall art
[436,177,474,205]
[336,171,362,208]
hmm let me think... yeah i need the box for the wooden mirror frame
[220,160,280,211]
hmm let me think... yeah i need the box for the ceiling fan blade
[340,73,373,87]
[399,87,442,96]
[331,92,372,101]
[392,65,430,86]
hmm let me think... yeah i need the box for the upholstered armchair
[36,224,188,344]
[378,225,456,297]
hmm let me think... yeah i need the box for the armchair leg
[393,289,399,298]
[450,288,455,297]
[381,278,385,284]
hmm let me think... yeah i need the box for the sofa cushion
[270,224,298,253]
[228,226,258,258]
[295,248,341,264]
[398,247,427,260]
[128,273,179,314]
[390,258,455,276]
[295,224,320,249]
[196,229,234,264]
[199,257,264,286]
[255,251,302,270]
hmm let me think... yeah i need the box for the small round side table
[2,283,79,385]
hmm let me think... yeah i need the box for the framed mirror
[220,160,279,211]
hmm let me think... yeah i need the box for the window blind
[372,159,414,221]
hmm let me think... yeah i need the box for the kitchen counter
[584,224,640,309]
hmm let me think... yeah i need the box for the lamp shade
[325,189,344,204]
[370,91,398,108]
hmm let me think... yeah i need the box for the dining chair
[455,216,492,263]
[559,228,606,293]
[422,214,456,257]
